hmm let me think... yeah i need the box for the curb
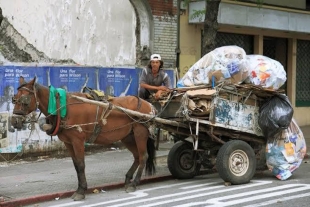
[0,175,174,207]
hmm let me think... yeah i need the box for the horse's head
[11,77,38,129]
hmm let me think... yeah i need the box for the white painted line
[48,201,84,207]
[243,192,310,207]
[180,182,220,190]
[173,184,310,207]
[111,180,272,207]
[79,180,202,207]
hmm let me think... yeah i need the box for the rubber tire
[216,140,256,185]
[167,141,201,179]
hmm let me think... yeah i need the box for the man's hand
[155,90,163,100]
[157,86,170,92]
[155,89,171,100]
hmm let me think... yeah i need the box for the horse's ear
[28,76,36,86]
[19,76,26,85]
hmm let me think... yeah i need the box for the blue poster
[48,66,98,92]
[99,67,139,97]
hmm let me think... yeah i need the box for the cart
[151,82,279,185]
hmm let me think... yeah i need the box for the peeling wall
[0,0,137,66]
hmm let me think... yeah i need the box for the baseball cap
[150,54,161,61]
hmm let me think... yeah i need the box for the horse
[11,76,157,201]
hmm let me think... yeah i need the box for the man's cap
[150,54,161,61]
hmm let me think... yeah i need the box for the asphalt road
[28,160,310,207]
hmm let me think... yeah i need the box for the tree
[201,0,221,55]
[0,7,3,26]
[183,0,264,55]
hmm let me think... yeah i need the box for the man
[139,54,172,100]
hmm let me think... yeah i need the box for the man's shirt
[139,68,172,93]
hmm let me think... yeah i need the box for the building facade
[179,0,310,126]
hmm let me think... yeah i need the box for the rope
[115,93,175,124]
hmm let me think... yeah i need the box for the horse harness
[14,83,144,143]
[86,96,142,143]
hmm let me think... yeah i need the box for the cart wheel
[216,140,256,185]
[167,141,201,179]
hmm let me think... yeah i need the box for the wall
[0,0,180,154]
[0,0,137,66]
[179,7,201,76]
[148,0,178,68]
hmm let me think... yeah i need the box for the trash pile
[176,45,306,181]
[266,118,306,180]
[177,45,286,90]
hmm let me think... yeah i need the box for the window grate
[296,39,310,106]
[215,32,254,55]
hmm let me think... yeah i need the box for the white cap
[150,54,161,61]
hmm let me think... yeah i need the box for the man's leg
[138,87,150,99]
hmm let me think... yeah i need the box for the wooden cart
[150,82,279,184]
[75,83,279,185]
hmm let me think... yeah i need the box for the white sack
[245,55,286,90]
[177,45,249,87]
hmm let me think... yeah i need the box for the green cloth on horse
[48,85,67,118]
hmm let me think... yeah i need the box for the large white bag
[177,45,249,87]
[245,55,286,90]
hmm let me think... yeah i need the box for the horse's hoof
[71,192,85,201]
[71,192,78,199]
[125,185,136,193]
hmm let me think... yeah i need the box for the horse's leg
[121,134,140,192]
[63,141,87,201]
[124,125,151,192]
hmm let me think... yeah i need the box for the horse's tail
[145,138,156,176]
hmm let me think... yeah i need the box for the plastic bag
[258,94,293,138]
[266,119,306,180]
[245,55,287,90]
[177,45,248,87]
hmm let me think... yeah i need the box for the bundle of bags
[177,45,287,90]
[258,93,306,181]
[266,118,306,180]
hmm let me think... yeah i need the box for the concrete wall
[0,0,178,67]
[0,0,137,66]
[0,0,179,155]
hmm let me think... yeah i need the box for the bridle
[12,83,39,113]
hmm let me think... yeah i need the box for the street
[31,161,310,207]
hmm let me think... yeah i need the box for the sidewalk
[0,141,175,207]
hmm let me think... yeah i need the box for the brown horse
[11,76,156,201]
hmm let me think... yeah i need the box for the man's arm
[140,83,162,91]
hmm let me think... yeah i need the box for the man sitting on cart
[138,54,172,100]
